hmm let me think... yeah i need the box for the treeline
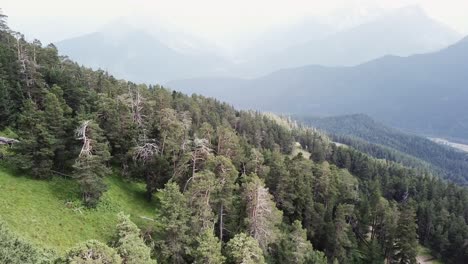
[0,12,467,263]
[299,114,468,185]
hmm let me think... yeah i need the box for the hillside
[0,166,156,252]
[168,35,468,141]
[298,114,468,184]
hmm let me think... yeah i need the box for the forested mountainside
[0,13,467,264]
[168,34,468,142]
[299,114,468,185]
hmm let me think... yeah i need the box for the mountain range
[55,21,231,83]
[168,35,468,141]
[234,6,461,77]
[56,6,461,82]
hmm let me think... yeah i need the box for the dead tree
[132,142,160,164]
[13,32,37,98]
[76,120,92,157]
[245,178,282,251]
[0,137,19,145]
[190,138,213,177]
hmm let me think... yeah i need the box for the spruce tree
[72,120,111,207]
[393,206,418,264]
[192,229,225,264]
[64,240,122,264]
[13,99,56,178]
[225,233,266,264]
[157,181,191,264]
[114,212,156,264]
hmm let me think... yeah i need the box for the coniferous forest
[0,11,467,264]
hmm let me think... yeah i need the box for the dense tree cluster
[0,11,467,263]
[300,114,468,184]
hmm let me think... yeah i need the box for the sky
[2,0,468,45]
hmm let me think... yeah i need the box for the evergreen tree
[185,170,218,233]
[72,120,111,207]
[393,206,418,264]
[157,181,191,264]
[43,90,69,169]
[114,212,156,264]
[0,220,56,264]
[206,156,239,241]
[363,239,385,264]
[243,174,282,252]
[225,233,266,264]
[0,78,13,128]
[192,229,225,264]
[278,220,317,264]
[12,99,56,178]
[63,240,122,264]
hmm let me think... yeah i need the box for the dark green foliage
[393,206,418,264]
[276,220,315,264]
[156,181,191,263]
[12,99,56,178]
[72,120,111,207]
[192,229,225,264]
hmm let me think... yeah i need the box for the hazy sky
[2,0,468,44]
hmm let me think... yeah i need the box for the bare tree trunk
[219,204,224,241]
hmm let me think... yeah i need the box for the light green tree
[114,213,156,264]
[226,233,265,264]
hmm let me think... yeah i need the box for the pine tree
[0,220,56,264]
[226,233,266,264]
[363,239,385,264]
[278,220,318,264]
[243,174,282,252]
[72,120,111,207]
[157,181,191,264]
[0,79,13,128]
[114,212,156,264]
[64,240,122,264]
[192,229,225,264]
[206,156,239,241]
[43,90,68,168]
[13,99,56,178]
[393,206,418,264]
[185,170,218,233]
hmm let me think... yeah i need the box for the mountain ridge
[299,113,468,184]
[168,34,468,140]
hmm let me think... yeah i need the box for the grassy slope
[291,142,311,159]
[0,166,157,253]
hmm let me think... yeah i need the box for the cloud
[2,0,467,44]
